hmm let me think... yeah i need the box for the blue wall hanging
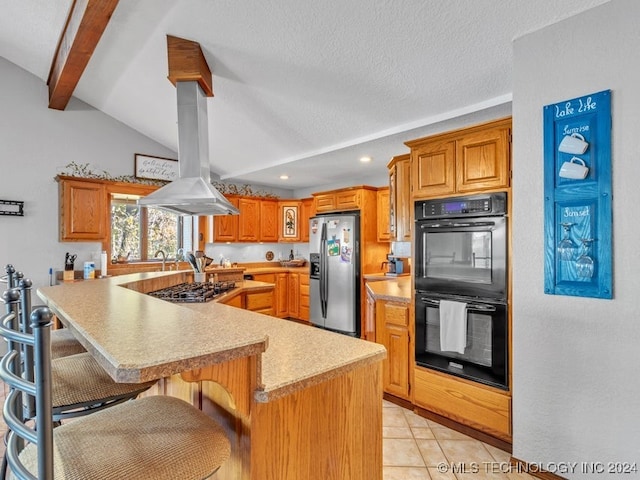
[543,90,612,299]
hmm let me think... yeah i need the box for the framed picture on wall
[282,205,298,238]
[134,154,179,181]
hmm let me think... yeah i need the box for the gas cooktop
[147,281,236,303]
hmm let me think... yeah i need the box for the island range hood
[138,36,239,216]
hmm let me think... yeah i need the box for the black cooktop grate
[147,281,236,303]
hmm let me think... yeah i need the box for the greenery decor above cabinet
[406,117,511,199]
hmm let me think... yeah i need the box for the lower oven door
[415,292,508,390]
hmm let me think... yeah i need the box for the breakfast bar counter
[37,271,385,480]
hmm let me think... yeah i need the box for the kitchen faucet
[154,250,166,271]
[175,248,185,268]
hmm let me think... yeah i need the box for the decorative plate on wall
[265,251,274,261]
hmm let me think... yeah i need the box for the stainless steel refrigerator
[309,212,360,336]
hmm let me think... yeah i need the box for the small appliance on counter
[386,255,410,276]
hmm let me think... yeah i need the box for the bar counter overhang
[37,271,386,480]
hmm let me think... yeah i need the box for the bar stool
[0,287,157,479]
[3,265,85,359]
[3,288,156,421]
[0,306,230,479]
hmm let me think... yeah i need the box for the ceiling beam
[47,0,119,110]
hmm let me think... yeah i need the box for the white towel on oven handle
[439,300,467,354]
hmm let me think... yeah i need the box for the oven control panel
[416,192,506,219]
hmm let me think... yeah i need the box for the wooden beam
[166,35,214,97]
[47,0,119,110]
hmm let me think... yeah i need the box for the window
[110,194,191,262]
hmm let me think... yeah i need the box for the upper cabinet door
[237,197,260,242]
[278,201,302,242]
[456,125,511,193]
[299,198,314,243]
[260,199,279,242]
[376,187,391,242]
[407,117,512,199]
[395,156,412,242]
[214,196,239,242]
[59,178,107,241]
[412,140,456,197]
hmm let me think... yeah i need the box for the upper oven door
[415,215,507,300]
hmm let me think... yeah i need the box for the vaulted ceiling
[1,0,609,189]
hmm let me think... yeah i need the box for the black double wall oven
[414,192,508,390]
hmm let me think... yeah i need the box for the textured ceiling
[0,0,610,190]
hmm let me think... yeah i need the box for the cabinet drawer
[379,301,408,327]
[252,273,276,284]
[300,294,309,308]
[413,367,511,441]
[245,291,273,311]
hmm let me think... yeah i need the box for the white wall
[512,0,640,476]
[0,57,177,289]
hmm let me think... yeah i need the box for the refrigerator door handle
[320,222,328,318]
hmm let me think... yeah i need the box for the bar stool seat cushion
[52,353,156,410]
[50,328,86,359]
[11,395,231,480]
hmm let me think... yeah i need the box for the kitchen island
[37,271,386,480]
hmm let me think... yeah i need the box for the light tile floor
[382,399,536,479]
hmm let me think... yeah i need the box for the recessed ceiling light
[280,174,289,180]
[360,156,372,163]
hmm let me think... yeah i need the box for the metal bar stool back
[0,306,231,480]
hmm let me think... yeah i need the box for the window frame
[105,182,186,263]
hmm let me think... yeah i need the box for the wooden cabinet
[376,187,391,242]
[299,198,314,243]
[387,154,412,242]
[219,286,275,316]
[253,271,307,320]
[364,287,376,342]
[277,201,302,242]
[313,193,336,212]
[275,273,288,318]
[214,196,314,244]
[313,186,373,213]
[407,117,511,199]
[287,272,300,318]
[375,300,410,399]
[298,273,310,321]
[214,196,240,242]
[237,197,260,242]
[244,290,274,316]
[259,199,279,242]
[58,178,107,241]
[413,366,511,442]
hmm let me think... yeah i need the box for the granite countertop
[37,271,385,402]
[365,276,412,303]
